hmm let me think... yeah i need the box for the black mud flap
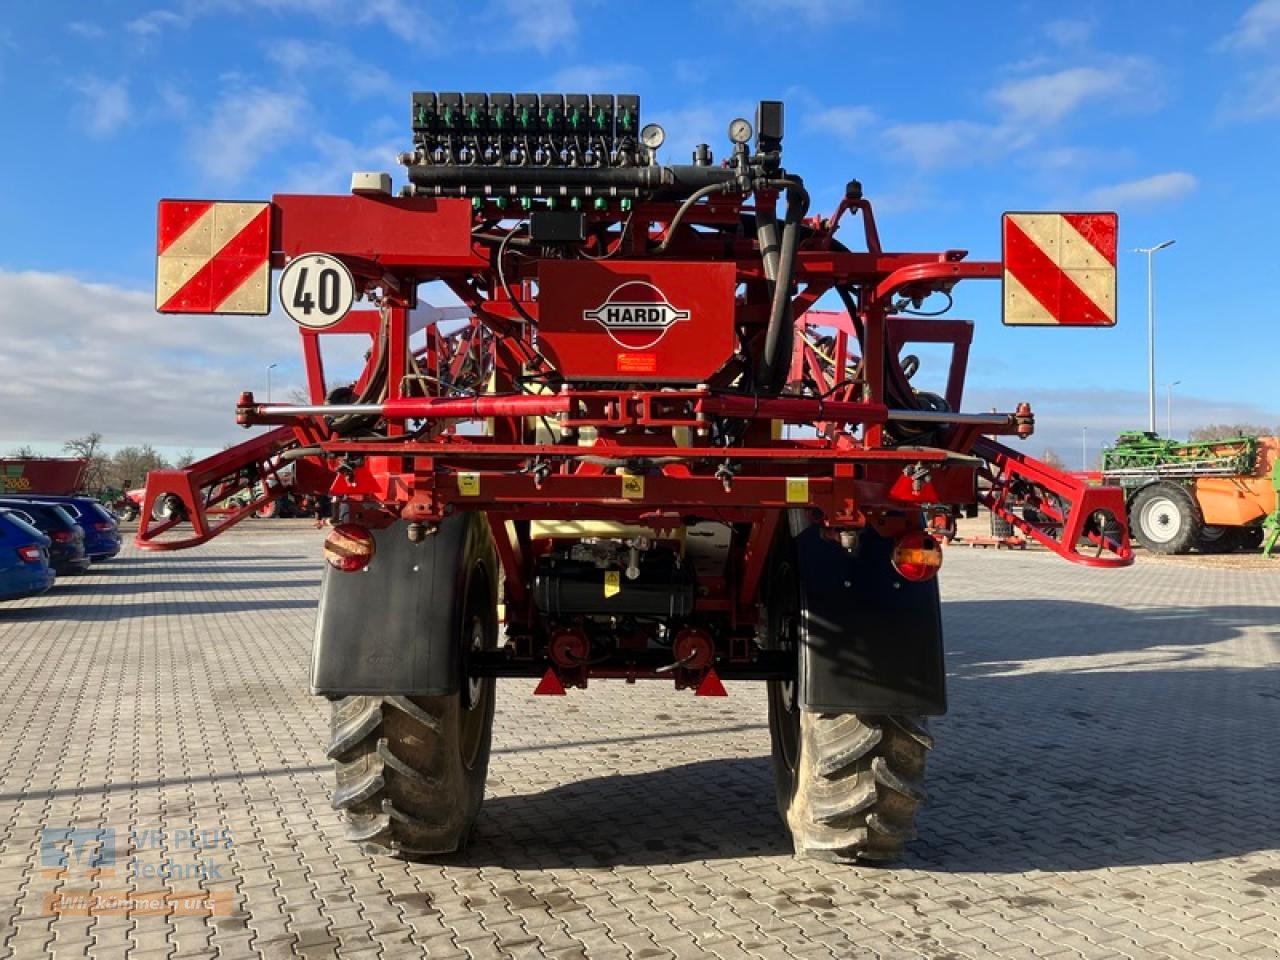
[310,513,494,697]
[791,513,946,715]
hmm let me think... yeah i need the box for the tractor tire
[326,537,497,859]
[989,510,1014,538]
[1130,482,1201,555]
[1240,526,1265,551]
[1199,525,1244,554]
[764,526,932,863]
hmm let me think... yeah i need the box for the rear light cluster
[17,545,43,564]
[51,530,73,544]
[324,524,376,572]
[891,531,944,582]
[94,521,116,532]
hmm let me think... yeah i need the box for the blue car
[0,499,90,574]
[0,510,55,600]
[4,495,122,561]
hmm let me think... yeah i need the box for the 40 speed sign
[280,253,356,328]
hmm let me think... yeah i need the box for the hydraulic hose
[758,180,810,392]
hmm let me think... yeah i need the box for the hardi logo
[583,281,691,350]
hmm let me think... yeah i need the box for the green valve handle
[621,197,633,212]
[495,197,508,209]
[619,108,633,130]
[414,105,428,125]
[518,106,530,128]
[593,197,608,211]
[493,107,506,126]
[470,197,482,211]
[594,108,606,128]
[520,197,532,211]
[468,106,480,126]
[442,106,455,126]
[569,108,582,128]
[570,197,581,211]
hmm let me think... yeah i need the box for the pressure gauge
[640,123,666,150]
[728,117,753,145]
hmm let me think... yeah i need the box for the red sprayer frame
[138,164,1132,669]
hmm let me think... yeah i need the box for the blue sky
[1,0,1278,464]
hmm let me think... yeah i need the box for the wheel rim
[767,559,801,777]
[1139,495,1183,544]
[458,567,494,771]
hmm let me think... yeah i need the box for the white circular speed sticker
[279,253,355,328]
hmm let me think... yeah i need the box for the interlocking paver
[1,521,1278,959]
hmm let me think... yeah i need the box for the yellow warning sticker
[604,570,621,598]
[458,472,480,496]
[621,474,644,499]
[785,477,810,503]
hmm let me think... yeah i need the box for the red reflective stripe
[158,206,271,312]
[156,201,213,255]
[1004,219,1110,326]
[1062,213,1117,265]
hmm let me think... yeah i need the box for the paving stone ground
[1,520,1277,959]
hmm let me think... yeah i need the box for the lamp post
[1082,425,1088,471]
[1166,379,1181,439]
[266,363,278,403]
[1133,239,1176,434]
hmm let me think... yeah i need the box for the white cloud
[190,87,308,184]
[1041,17,1095,47]
[1085,171,1197,208]
[491,0,578,53]
[803,105,877,145]
[882,120,1027,170]
[285,131,402,192]
[125,0,421,42]
[1218,0,1280,51]
[68,21,107,39]
[74,77,133,138]
[127,9,189,35]
[0,269,300,451]
[545,64,642,92]
[991,60,1157,126]
[266,39,395,98]
[741,0,865,22]
[1218,64,1280,120]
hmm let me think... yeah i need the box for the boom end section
[975,437,1133,567]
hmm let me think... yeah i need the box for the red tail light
[324,523,375,572]
[891,530,943,582]
[51,530,72,544]
[17,545,43,564]
[94,521,116,532]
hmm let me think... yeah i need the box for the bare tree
[1040,448,1067,470]
[1187,424,1273,442]
[108,444,170,490]
[6,445,37,458]
[64,432,110,492]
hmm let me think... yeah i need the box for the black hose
[758,181,810,391]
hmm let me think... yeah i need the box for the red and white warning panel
[156,201,272,314]
[1001,212,1117,327]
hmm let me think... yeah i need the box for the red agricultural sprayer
[138,95,1131,862]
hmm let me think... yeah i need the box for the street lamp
[1166,379,1182,439]
[1133,239,1176,434]
[266,363,278,403]
[1082,425,1088,471]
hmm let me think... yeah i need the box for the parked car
[0,499,90,574]
[4,494,122,561]
[0,510,56,600]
